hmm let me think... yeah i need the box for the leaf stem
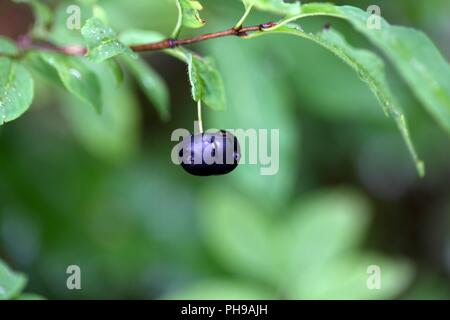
[234,5,254,29]
[171,0,183,39]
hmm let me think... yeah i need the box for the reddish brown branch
[14,23,277,57]
[129,24,269,52]
[16,35,88,56]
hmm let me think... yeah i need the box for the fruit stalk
[197,100,204,133]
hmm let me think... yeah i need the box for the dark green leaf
[0,58,34,125]
[276,3,450,137]
[105,59,124,87]
[122,56,170,121]
[249,24,424,176]
[35,52,102,112]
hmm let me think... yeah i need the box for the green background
[1,0,450,299]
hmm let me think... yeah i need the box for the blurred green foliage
[1,0,450,300]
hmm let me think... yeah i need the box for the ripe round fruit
[178,130,241,176]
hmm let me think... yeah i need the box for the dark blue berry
[178,130,241,176]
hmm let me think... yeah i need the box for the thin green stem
[267,12,343,31]
[171,0,183,39]
[197,100,204,133]
[234,5,254,29]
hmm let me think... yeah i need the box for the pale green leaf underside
[0,57,34,125]
[122,56,170,121]
[165,279,275,300]
[198,186,412,299]
[0,259,27,300]
[283,188,371,276]
[289,253,413,299]
[243,0,301,16]
[178,0,206,29]
[36,52,102,112]
[249,24,424,176]
[283,189,413,299]
[121,31,226,113]
[81,17,137,63]
[276,3,450,138]
[119,30,165,46]
[167,48,225,111]
[186,51,226,111]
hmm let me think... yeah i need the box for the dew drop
[69,68,82,79]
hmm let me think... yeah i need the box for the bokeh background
[1,0,450,299]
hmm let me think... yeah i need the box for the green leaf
[81,17,137,63]
[249,24,424,176]
[184,51,226,111]
[61,64,139,163]
[23,51,61,84]
[279,189,370,281]
[92,4,109,24]
[0,259,27,300]
[242,0,301,16]
[35,52,102,112]
[122,56,170,121]
[277,187,413,299]
[164,279,275,300]
[288,253,413,299]
[177,0,206,29]
[0,37,19,56]
[15,0,52,37]
[105,59,124,87]
[17,293,45,300]
[119,30,171,120]
[167,47,226,110]
[0,58,34,125]
[199,187,278,285]
[277,3,450,139]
